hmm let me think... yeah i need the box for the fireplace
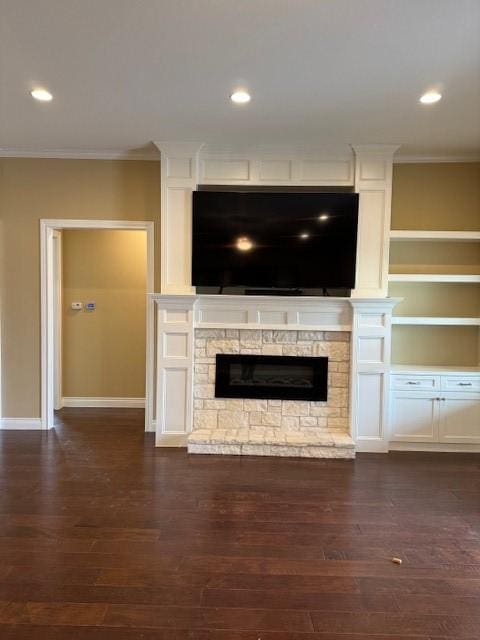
[215,354,328,401]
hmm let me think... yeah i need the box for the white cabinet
[438,394,480,444]
[390,372,480,445]
[390,392,439,442]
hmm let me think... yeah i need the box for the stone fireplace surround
[190,328,353,458]
[153,294,398,456]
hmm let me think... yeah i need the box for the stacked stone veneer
[190,329,353,457]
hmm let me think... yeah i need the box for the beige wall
[0,158,160,417]
[62,229,147,398]
[1,158,478,414]
[392,162,480,231]
[391,326,479,367]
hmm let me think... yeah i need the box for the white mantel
[153,294,399,453]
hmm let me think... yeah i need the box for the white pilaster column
[154,142,204,295]
[351,144,399,298]
[154,295,196,446]
[350,298,399,452]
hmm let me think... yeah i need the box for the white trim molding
[1,418,43,430]
[62,397,146,408]
[0,147,159,161]
[194,294,353,331]
[40,219,155,432]
[394,155,480,164]
[197,144,355,186]
[389,442,480,453]
[1,145,477,164]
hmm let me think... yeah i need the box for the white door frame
[52,230,63,410]
[40,219,155,431]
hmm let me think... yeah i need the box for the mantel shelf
[390,230,480,242]
[388,274,480,283]
[392,316,480,326]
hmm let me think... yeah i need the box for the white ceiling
[1,0,479,159]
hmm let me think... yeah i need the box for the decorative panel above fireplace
[215,354,328,401]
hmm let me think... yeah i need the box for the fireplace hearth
[215,354,328,401]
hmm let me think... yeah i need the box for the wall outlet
[85,301,96,311]
[71,302,83,310]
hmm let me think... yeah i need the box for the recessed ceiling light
[230,91,251,104]
[236,236,253,251]
[31,88,53,102]
[318,213,330,221]
[419,91,442,104]
[300,232,310,240]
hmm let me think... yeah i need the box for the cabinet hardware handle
[406,381,421,385]
[458,382,473,386]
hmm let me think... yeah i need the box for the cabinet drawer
[391,375,440,391]
[441,376,480,393]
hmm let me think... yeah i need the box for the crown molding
[351,144,401,157]
[154,141,205,157]
[0,147,160,161]
[394,154,480,164]
[1,146,477,164]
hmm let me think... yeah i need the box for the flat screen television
[192,191,359,291]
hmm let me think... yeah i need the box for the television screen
[192,191,358,290]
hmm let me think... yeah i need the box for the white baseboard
[145,419,156,433]
[389,441,480,453]
[62,397,145,408]
[0,418,43,430]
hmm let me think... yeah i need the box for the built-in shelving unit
[388,163,480,370]
[387,164,480,450]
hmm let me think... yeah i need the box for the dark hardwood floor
[0,407,479,638]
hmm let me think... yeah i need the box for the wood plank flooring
[0,407,479,638]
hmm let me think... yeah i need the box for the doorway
[41,220,155,432]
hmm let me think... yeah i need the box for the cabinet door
[438,394,480,444]
[390,392,439,442]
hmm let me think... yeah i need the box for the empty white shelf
[391,364,480,375]
[388,273,480,283]
[390,230,480,242]
[392,316,480,326]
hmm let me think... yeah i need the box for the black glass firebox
[215,354,328,401]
